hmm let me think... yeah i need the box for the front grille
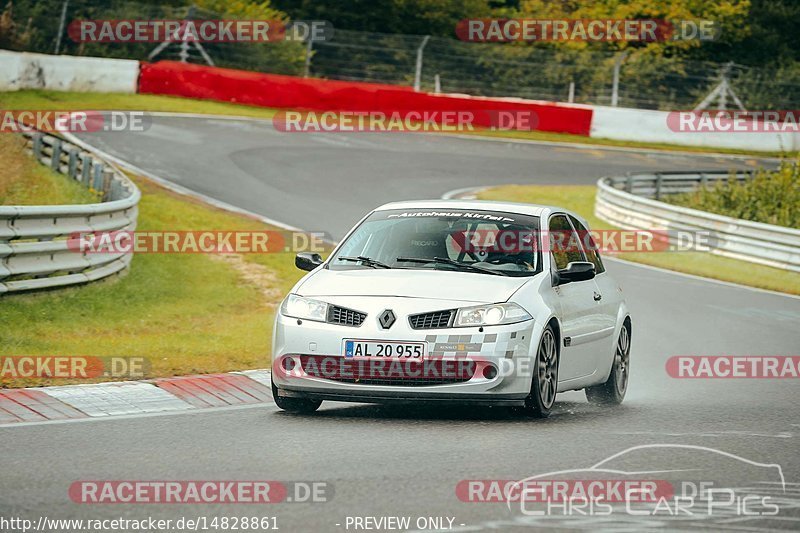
[327,305,366,327]
[299,355,475,386]
[408,310,455,329]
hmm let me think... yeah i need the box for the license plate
[344,340,426,360]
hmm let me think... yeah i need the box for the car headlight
[454,302,531,327]
[281,294,328,322]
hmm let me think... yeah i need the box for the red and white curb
[0,370,272,426]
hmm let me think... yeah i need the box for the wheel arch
[596,312,632,385]
[546,316,561,356]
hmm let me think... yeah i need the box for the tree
[272,0,494,35]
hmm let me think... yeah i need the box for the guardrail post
[102,169,113,201]
[81,155,92,186]
[50,139,63,171]
[67,149,79,179]
[654,173,663,200]
[32,133,43,160]
[625,174,633,193]
[699,172,707,189]
[93,163,104,191]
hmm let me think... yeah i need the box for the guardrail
[0,131,140,294]
[595,170,800,273]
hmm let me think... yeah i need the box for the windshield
[330,208,541,277]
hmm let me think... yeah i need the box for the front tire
[272,380,322,413]
[586,319,631,405]
[521,324,559,418]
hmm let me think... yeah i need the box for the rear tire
[586,320,631,405]
[272,380,322,413]
[521,324,559,418]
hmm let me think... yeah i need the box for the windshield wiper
[396,256,507,276]
[337,256,392,269]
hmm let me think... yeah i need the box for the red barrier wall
[138,61,593,135]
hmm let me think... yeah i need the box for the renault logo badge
[379,309,396,329]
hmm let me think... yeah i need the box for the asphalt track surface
[2,116,799,532]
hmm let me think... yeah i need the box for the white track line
[603,256,800,300]
[0,401,274,429]
[436,132,783,162]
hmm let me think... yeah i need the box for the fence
[306,30,800,111]
[0,130,140,294]
[595,171,800,272]
[2,0,799,111]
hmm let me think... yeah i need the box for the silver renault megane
[272,200,631,418]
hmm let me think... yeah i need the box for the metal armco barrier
[0,131,140,294]
[595,171,800,273]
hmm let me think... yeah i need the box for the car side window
[569,215,605,274]
[548,214,585,270]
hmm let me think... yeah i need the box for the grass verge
[1,90,794,158]
[478,184,800,295]
[0,135,99,205]
[0,90,277,120]
[0,170,310,388]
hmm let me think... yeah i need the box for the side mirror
[296,252,323,272]
[557,261,595,284]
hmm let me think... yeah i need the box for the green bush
[667,161,800,229]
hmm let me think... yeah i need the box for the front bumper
[276,387,530,406]
[272,297,539,405]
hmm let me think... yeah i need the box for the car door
[547,214,607,381]
[569,215,619,340]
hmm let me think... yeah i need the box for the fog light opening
[281,357,296,371]
[482,364,498,379]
